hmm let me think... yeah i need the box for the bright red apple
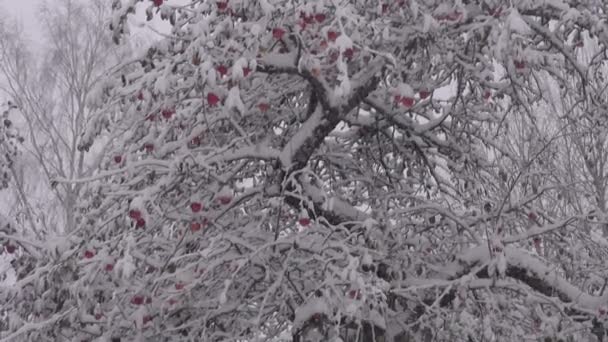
[175,282,185,290]
[161,108,174,119]
[217,1,228,11]
[129,209,141,220]
[152,0,163,6]
[207,92,220,106]
[136,218,146,228]
[298,217,311,226]
[327,30,339,42]
[131,296,144,305]
[419,89,431,99]
[5,244,16,254]
[84,250,95,259]
[114,155,122,164]
[105,263,114,272]
[257,102,270,112]
[190,202,203,213]
[272,28,286,40]
[343,48,354,59]
[401,97,415,107]
[190,221,202,232]
[217,195,231,205]
[315,13,326,23]
[242,67,252,77]
[216,65,228,76]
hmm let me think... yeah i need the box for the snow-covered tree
[4,0,608,341]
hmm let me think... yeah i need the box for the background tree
[4,0,608,341]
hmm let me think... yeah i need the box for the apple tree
[4,0,608,341]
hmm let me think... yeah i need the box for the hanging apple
[257,102,270,113]
[131,296,144,305]
[152,0,163,7]
[315,13,326,23]
[207,92,220,106]
[217,195,232,205]
[190,221,202,232]
[216,65,228,77]
[105,263,114,272]
[298,217,310,226]
[161,108,174,119]
[129,210,141,220]
[136,218,146,228]
[514,60,526,70]
[419,89,431,99]
[217,1,228,11]
[242,67,252,77]
[84,250,95,259]
[5,243,16,254]
[175,282,185,290]
[95,313,103,320]
[144,143,154,153]
[401,97,415,107]
[327,30,339,42]
[114,155,122,164]
[190,202,203,213]
[272,28,286,40]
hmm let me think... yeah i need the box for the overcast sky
[1,0,44,40]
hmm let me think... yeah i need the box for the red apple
[242,67,252,77]
[190,202,203,213]
[144,143,154,153]
[401,97,415,107]
[143,315,153,324]
[298,217,311,226]
[136,218,146,228]
[190,221,202,232]
[217,195,231,205]
[137,92,144,101]
[95,313,103,320]
[257,102,270,112]
[348,289,362,300]
[217,1,228,11]
[514,60,526,70]
[114,155,122,164]
[419,89,431,99]
[161,108,174,119]
[327,30,339,42]
[315,13,326,23]
[216,65,228,76]
[272,28,286,40]
[131,296,144,305]
[152,0,163,6]
[105,263,114,272]
[5,244,16,254]
[129,209,142,220]
[207,92,220,106]
[84,250,95,259]
[343,48,354,59]
[175,282,185,290]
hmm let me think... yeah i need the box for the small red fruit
[272,28,286,40]
[514,60,526,70]
[190,221,202,232]
[190,202,203,213]
[401,97,415,107]
[5,244,16,254]
[483,90,492,100]
[314,13,326,23]
[528,212,537,221]
[207,92,220,106]
[327,30,339,42]
[242,67,252,77]
[131,296,144,305]
[298,217,311,226]
[161,108,174,119]
[216,65,228,76]
[217,1,228,11]
[419,90,431,99]
[343,48,354,59]
[143,315,153,324]
[217,196,231,205]
[137,92,144,101]
[144,143,154,153]
[105,264,114,272]
[129,210,142,220]
[84,250,95,259]
[348,289,362,300]
[175,282,185,290]
[95,313,103,320]
[257,102,270,112]
[152,0,163,6]
[114,155,122,164]
[136,218,146,228]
